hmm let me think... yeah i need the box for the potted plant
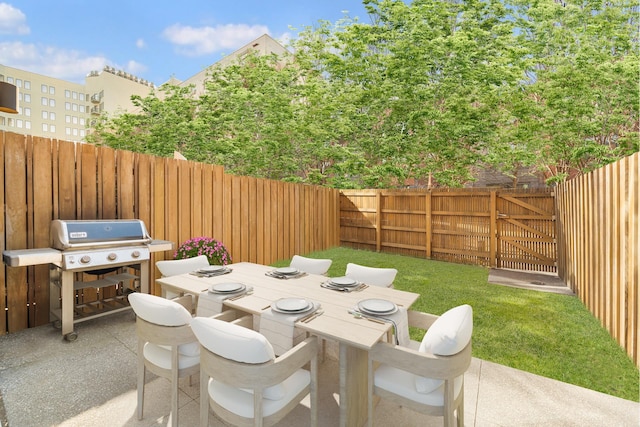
[174,236,231,265]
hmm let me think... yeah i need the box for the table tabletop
[156,261,420,350]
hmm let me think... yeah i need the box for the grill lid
[51,219,152,250]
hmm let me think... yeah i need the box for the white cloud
[0,3,29,35]
[136,38,145,49]
[124,59,146,75]
[162,23,269,57]
[0,41,107,82]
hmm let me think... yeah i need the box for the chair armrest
[231,314,254,329]
[370,340,472,380]
[407,310,439,330]
[171,295,193,313]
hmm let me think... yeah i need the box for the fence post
[425,192,432,259]
[490,190,497,268]
[376,191,382,252]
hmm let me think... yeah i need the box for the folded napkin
[265,270,308,280]
[259,301,321,356]
[354,305,409,347]
[189,267,233,278]
[196,285,254,317]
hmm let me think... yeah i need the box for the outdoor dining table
[155,261,420,427]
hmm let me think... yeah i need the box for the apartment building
[0,34,287,142]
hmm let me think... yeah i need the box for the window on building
[42,111,48,119]
[24,93,30,103]
[79,118,85,125]
[65,90,71,98]
[80,129,86,138]
[72,103,78,111]
[0,117,5,126]
[79,105,85,113]
[65,102,71,110]
[24,81,30,90]
[72,128,78,136]
[65,127,71,135]
[50,112,56,121]
[7,77,14,84]
[65,115,71,123]
[49,86,55,95]
[50,125,56,133]
[41,84,47,93]
[72,116,78,124]
[24,107,30,116]
[16,79,22,88]
[41,97,47,106]
[79,93,85,101]
[16,119,23,128]
[42,123,48,132]
[72,91,77,100]
[25,121,31,129]
[50,99,55,107]
[8,118,14,126]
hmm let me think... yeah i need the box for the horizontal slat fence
[1,131,340,334]
[340,188,556,271]
[556,152,639,366]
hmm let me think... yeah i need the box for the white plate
[273,298,312,313]
[274,267,299,275]
[200,265,226,273]
[329,276,358,286]
[357,299,398,315]
[209,282,245,294]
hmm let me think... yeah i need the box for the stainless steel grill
[3,219,173,341]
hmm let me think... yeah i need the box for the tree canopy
[87,0,639,188]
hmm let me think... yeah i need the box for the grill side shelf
[3,248,62,267]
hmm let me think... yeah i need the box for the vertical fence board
[31,137,53,326]
[0,131,6,334]
[4,133,28,332]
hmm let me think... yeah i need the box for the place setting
[196,282,253,317]
[260,297,323,355]
[265,266,307,279]
[348,298,408,345]
[189,265,233,278]
[321,276,368,292]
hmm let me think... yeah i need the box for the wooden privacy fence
[340,188,556,272]
[556,152,639,366]
[0,131,340,334]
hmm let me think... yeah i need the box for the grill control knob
[80,255,91,264]
[131,250,141,258]
[108,253,117,261]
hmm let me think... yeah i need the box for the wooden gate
[496,193,556,273]
[340,189,556,273]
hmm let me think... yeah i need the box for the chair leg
[457,391,464,427]
[200,371,209,427]
[137,352,145,420]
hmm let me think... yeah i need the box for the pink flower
[174,237,231,265]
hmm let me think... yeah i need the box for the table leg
[339,342,369,427]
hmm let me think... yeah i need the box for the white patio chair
[367,304,473,427]
[290,255,332,275]
[345,262,398,288]
[156,255,210,308]
[128,292,200,427]
[191,316,318,427]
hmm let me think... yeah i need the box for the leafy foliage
[87,0,639,188]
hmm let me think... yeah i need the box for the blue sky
[0,1,372,85]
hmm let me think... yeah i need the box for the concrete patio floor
[0,310,637,427]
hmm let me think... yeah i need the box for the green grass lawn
[273,247,639,402]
